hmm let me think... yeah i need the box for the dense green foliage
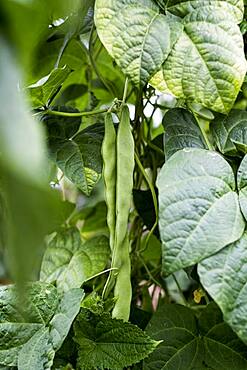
[1,0,247,369]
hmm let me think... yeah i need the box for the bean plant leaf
[42,106,81,140]
[163,0,244,23]
[143,303,247,370]
[163,108,206,159]
[237,154,247,220]
[94,0,182,87]
[48,122,104,196]
[26,66,72,109]
[56,236,110,292]
[0,282,84,368]
[50,289,84,351]
[0,282,57,367]
[73,310,160,370]
[40,228,83,284]
[18,327,55,370]
[95,0,246,113]
[155,7,246,113]
[157,148,245,275]
[41,228,110,292]
[211,110,247,156]
[0,322,43,367]
[198,232,247,345]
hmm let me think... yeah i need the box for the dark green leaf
[42,106,81,140]
[73,310,160,370]
[27,66,72,109]
[163,108,206,159]
[211,110,247,156]
[144,303,247,369]
[49,122,104,196]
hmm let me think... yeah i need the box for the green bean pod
[102,112,116,253]
[112,104,135,321]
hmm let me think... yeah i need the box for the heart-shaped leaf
[143,303,247,370]
[157,148,245,275]
[198,232,247,345]
[163,108,206,159]
[95,0,182,87]
[40,228,110,293]
[211,110,247,156]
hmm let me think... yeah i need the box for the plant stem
[88,26,116,97]
[172,274,188,306]
[122,77,129,105]
[44,107,109,117]
[194,114,213,150]
[134,152,158,253]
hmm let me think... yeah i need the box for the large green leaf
[0,282,84,368]
[163,108,206,159]
[48,122,104,196]
[42,106,81,140]
[157,148,245,275]
[0,282,57,367]
[18,327,55,370]
[211,110,247,156]
[40,228,83,284]
[198,232,247,345]
[49,289,84,351]
[95,0,246,113]
[0,322,43,367]
[41,228,110,292]
[26,66,72,109]
[143,303,247,370]
[56,236,110,292]
[73,310,160,370]
[237,154,247,219]
[164,0,244,23]
[154,7,246,113]
[95,0,182,87]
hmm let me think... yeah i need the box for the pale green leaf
[198,232,247,346]
[26,66,72,109]
[0,323,43,367]
[0,282,58,367]
[41,228,110,293]
[95,0,182,86]
[165,0,244,23]
[158,7,246,113]
[57,236,110,292]
[40,228,83,284]
[18,327,55,370]
[95,0,246,113]
[0,38,47,184]
[50,289,84,351]
[73,310,160,370]
[157,148,245,275]
[237,154,247,220]
[143,303,247,370]
[163,108,206,159]
[211,110,247,156]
